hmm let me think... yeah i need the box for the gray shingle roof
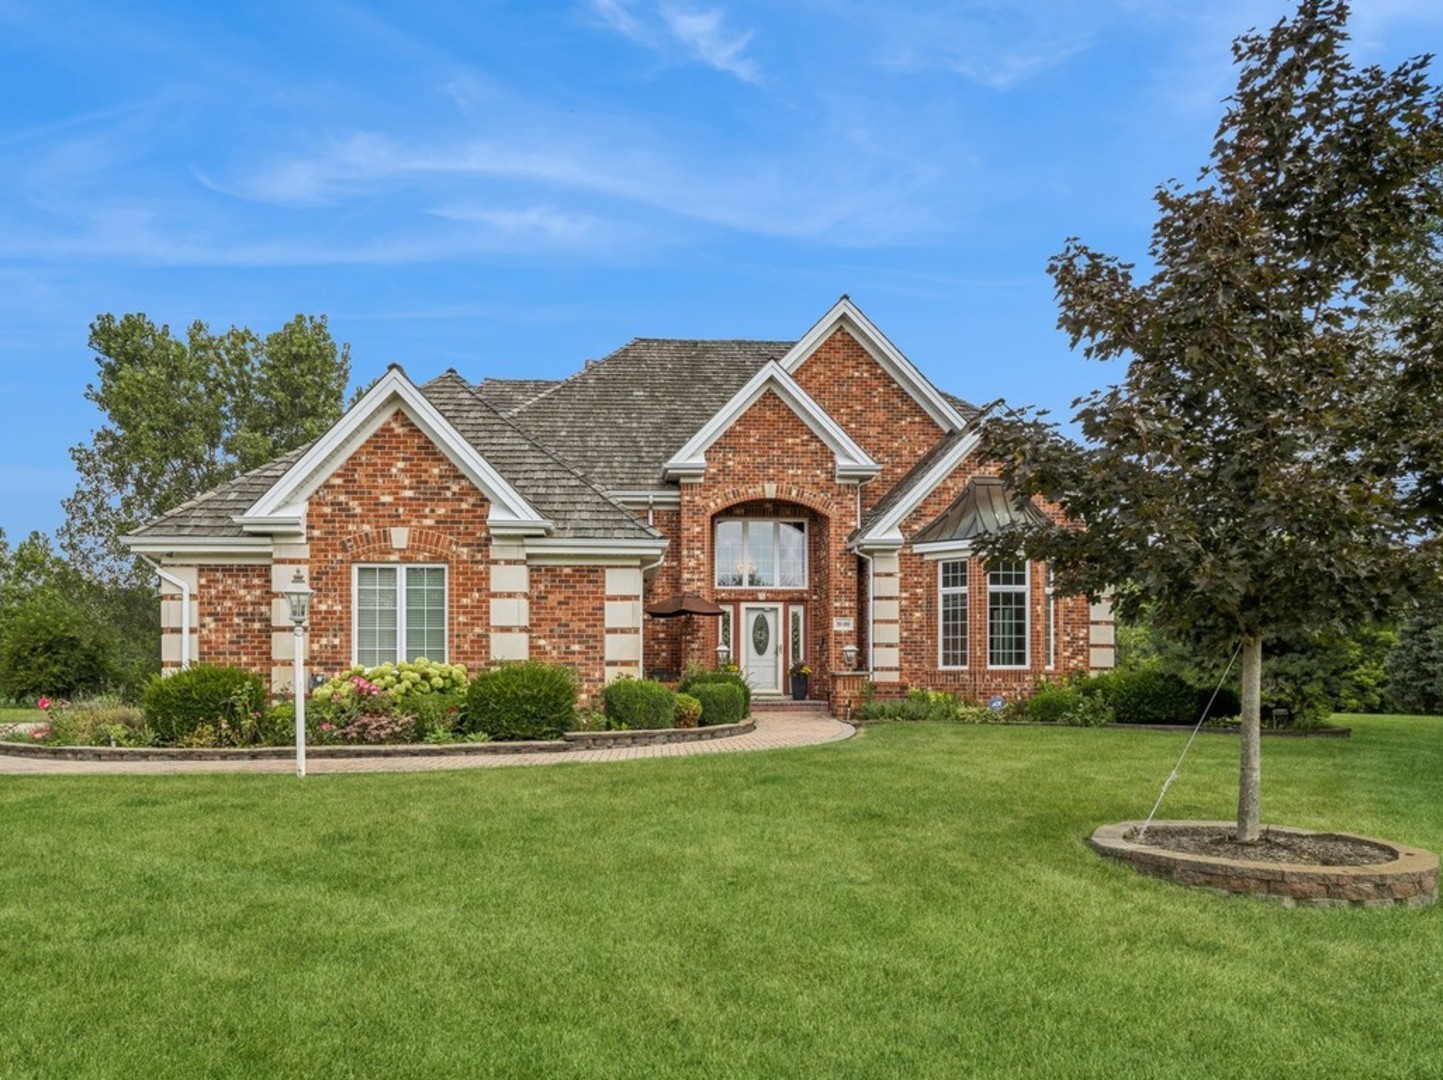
[127,446,312,538]
[419,373,658,541]
[911,476,1049,545]
[475,378,561,415]
[130,334,983,544]
[507,338,795,490]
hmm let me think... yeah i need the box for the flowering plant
[789,661,813,677]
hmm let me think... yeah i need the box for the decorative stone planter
[1089,820,1439,908]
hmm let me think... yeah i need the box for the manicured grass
[2,716,1441,1078]
[0,707,40,725]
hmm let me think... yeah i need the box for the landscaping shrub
[679,666,751,716]
[0,591,113,701]
[463,661,577,740]
[674,693,703,729]
[601,677,676,729]
[1197,683,1242,721]
[1025,685,1083,723]
[312,658,468,713]
[1106,669,1199,725]
[31,696,152,747]
[690,681,747,726]
[855,689,965,724]
[142,665,266,745]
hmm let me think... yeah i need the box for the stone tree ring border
[1089,820,1439,908]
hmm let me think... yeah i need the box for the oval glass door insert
[751,612,770,655]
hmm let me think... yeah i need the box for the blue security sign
[988,695,1005,712]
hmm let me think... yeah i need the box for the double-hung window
[354,565,447,666]
[714,520,807,588]
[938,559,968,668]
[987,561,1029,668]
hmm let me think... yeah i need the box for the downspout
[853,476,876,676]
[137,554,191,670]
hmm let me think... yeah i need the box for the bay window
[988,560,1029,668]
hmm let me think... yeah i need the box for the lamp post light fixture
[716,642,731,668]
[841,643,859,671]
[281,570,313,778]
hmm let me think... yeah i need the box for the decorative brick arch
[339,528,464,560]
[699,483,841,521]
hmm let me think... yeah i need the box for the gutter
[137,554,191,670]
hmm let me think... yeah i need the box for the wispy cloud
[658,5,760,82]
[586,0,761,82]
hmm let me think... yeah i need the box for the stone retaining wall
[1090,820,1438,908]
[0,721,755,763]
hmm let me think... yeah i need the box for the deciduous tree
[978,1,1443,840]
[60,314,349,582]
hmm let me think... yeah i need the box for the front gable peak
[663,361,880,482]
[779,297,966,432]
[235,367,551,536]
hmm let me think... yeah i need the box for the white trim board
[236,367,551,536]
[853,431,984,549]
[663,361,879,482]
[777,297,966,432]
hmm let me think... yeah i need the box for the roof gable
[237,367,550,536]
[662,361,880,482]
[852,428,984,548]
[779,297,966,432]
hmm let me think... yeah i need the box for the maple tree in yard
[977,1,1443,841]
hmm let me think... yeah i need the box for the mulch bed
[1128,824,1395,866]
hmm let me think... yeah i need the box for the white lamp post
[716,642,731,668]
[841,643,859,671]
[282,570,313,778]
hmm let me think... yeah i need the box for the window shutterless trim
[714,518,809,590]
[938,558,969,670]
[351,563,449,667]
[986,559,1030,669]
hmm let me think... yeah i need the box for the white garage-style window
[714,519,807,588]
[353,564,448,666]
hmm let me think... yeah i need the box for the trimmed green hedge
[142,665,266,745]
[679,667,751,715]
[600,678,676,729]
[1108,669,1204,725]
[463,661,577,740]
[691,682,747,726]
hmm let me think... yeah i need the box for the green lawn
[2,716,1440,1078]
[0,706,39,725]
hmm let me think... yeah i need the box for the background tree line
[0,314,348,702]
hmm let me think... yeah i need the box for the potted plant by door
[789,661,812,702]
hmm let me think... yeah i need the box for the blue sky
[2,0,1439,539]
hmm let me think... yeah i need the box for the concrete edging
[0,720,756,762]
[1089,820,1439,908]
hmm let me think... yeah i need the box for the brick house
[124,297,1114,714]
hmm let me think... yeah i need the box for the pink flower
[320,722,334,732]
[31,728,49,740]
[36,697,51,711]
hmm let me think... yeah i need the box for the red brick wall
[891,457,1090,702]
[640,508,684,679]
[530,565,606,699]
[676,389,860,690]
[197,565,271,670]
[306,410,491,676]
[791,327,948,513]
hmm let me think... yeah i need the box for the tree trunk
[1237,635,1263,843]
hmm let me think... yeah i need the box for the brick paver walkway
[0,711,853,776]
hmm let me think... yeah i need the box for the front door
[742,605,781,693]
